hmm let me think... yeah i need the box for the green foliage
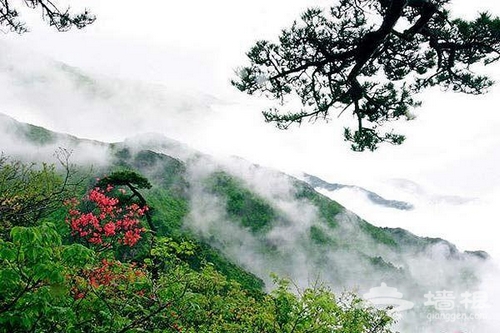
[99,163,266,294]
[206,172,276,233]
[112,148,189,197]
[258,276,394,333]
[97,169,152,190]
[0,157,69,238]
[309,225,337,247]
[0,223,95,331]
[295,182,342,228]
[233,0,500,151]
[187,241,266,296]
[21,124,56,145]
[0,224,388,333]
[0,156,396,333]
[138,183,264,293]
[367,256,401,274]
[145,187,188,236]
[359,221,398,248]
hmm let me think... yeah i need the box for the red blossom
[69,258,148,301]
[123,229,142,246]
[65,186,147,248]
[103,222,116,236]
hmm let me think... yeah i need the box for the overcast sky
[2,0,500,256]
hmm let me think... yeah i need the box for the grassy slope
[205,171,400,252]
[110,147,266,294]
[12,117,486,295]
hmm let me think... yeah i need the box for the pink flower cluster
[66,186,147,247]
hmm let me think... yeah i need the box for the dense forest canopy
[0,156,395,332]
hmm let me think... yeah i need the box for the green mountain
[0,114,490,329]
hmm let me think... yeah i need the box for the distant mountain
[0,41,220,145]
[386,178,473,205]
[0,114,490,332]
[303,173,414,210]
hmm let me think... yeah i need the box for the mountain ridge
[302,173,415,211]
[0,113,490,331]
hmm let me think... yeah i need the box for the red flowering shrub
[65,186,147,248]
[70,258,148,301]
